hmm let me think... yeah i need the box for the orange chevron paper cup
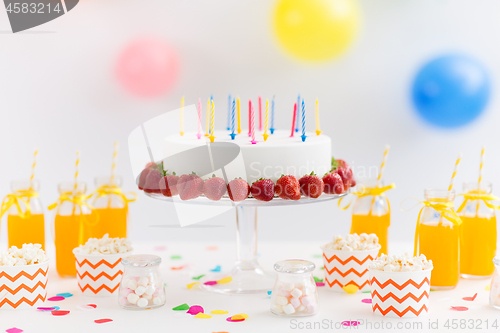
[321,245,380,292]
[368,268,432,318]
[0,262,49,309]
[74,251,130,297]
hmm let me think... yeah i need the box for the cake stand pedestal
[145,193,347,294]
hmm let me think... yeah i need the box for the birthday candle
[227,94,231,131]
[263,99,269,141]
[315,99,321,136]
[290,103,297,137]
[237,97,241,134]
[270,96,275,134]
[197,98,202,139]
[301,99,307,142]
[230,99,236,140]
[258,96,262,131]
[248,100,252,137]
[180,96,185,136]
[205,97,211,136]
[250,100,256,144]
[295,94,300,132]
[209,100,215,143]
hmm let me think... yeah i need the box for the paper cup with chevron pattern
[321,245,380,292]
[74,250,130,296]
[368,268,432,318]
[0,262,49,309]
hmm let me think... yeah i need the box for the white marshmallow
[290,297,301,308]
[145,285,155,296]
[153,297,162,305]
[271,304,283,313]
[135,286,146,296]
[137,298,148,308]
[127,280,138,290]
[282,282,295,291]
[283,304,296,315]
[290,288,303,298]
[276,295,289,306]
[127,293,139,304]
[138,277,149,287]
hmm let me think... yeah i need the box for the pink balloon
[116,38,178,98]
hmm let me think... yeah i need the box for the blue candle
[301,99,307,142]
[295,94,300,132]
[270,96,275,134]
[227,94,231,131]
[230,98,236,140]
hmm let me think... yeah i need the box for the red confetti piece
[226,317,245,322]
[451,306,468,311]
[94,319,113,324]
[51,310,70,316]
[171,265,187,270]
[48,296,65,301]
[87,304,97,308]
[187,305,204,315]
[316,282,325,287]
[361,299,372,303]
[462,293,478,301]
[6,328,23,333]
[204,281,218,286]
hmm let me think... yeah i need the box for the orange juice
[7,214,45,249]
[419,221,459,289]
[86,207,128,239]
[351,213,390,255]
[460,216,497,277]
[54,214,81,277]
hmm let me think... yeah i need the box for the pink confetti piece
[462,293,478,301]
[315,282,325,287]
[206,246,218,251]
[153,245,167,251]
[342,321,361,327]
[451,306,469,311]
[361,299,372,304]
[204,281,218,286]
[187,305,204,315]
[51,310,70,316]
[6,328,23,333]
[48,296,65,301]
[37,307,57,311]
[226,317,245,322]
[77,304,97,310]
[94,319,113,324]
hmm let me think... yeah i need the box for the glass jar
[119,255,166,310]
[7,180,45,249]
[351,178,391,255]
[459,181,497,279]
[53,182,91,278]
[270,260,318,316]
[490,257,500,309]
[86,176,129,240]
[416,189,459,290]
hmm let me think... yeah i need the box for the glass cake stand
[145,192,348,294]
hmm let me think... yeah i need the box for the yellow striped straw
[30,150,38,183]
[448,153,462,191]
[209,100,215,142]
[237,97,241,134]
[377,145,390,186]
[74,151,80,192]
[478,147,485,186]
[180,96,185,136]
[315,99,321,135]
[110,142,119,184]
[205,98,210,137]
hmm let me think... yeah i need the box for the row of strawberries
[137,158,355,202]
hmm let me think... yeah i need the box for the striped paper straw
[110,142,119,183]
[478,147,485,186]
[448,153,462,191]
[74,151,80,192]
[30,150,38,184]
[377,145,390,186]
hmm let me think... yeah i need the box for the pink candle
[248,100,252,137]
[197,98,202,139]
[258,95,262,131]
[290,103,297,137]
[250,100,257,144]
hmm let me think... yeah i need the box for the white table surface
[1,241,498,333]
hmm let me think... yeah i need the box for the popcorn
[369,253,433,272]
[0,244,48,266]
[323,233,380,251]
[74,234,132,255]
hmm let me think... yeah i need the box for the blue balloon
[412,54,491,128]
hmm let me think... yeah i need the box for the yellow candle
[237,97,241,134]
[315,99,321,136]
[209,100,216,143]
[263,99,269,141]
[205,98,210,137]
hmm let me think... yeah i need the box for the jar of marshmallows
[490,257,500,310]
[118,255,165,310]
[270,259,319,316]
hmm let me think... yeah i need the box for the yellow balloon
[273,0,360,62]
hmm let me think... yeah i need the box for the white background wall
[1,0,499,250]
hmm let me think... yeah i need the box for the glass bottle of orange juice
[84,176,133,240]
[350,178,391,255]
[51,182,91,278]
[458,181,497,279]
[5,180,45,249]
[415,189,460,290]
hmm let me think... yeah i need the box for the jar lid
[122,254,161,267]
[274,259,315,274]
[494,256,500,266]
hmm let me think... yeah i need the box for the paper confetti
[76,304,96,311]
[267,291,272,296]
[206,246,218,251]
[451,306,469,311]
[462,293,478,301]
[187,305,204,315]
[226,317,245,322]
[343,285,359,294]
[316,282,325,287]
[211,310,229,314]
[312,254,322,258]
[231,313,249,320]
[172,303,190,311]
[37,306,60,311]
[6,328,23,333]
[362,290,371,293]
[94,319,113,324]
[187,282,201,289]
[153,245,167,251]
[313,277,323,283]
[171,255,182,260]
[210,265,221,272]
[194,313,212,319]
[48,296,65,301]
[51,310,70,316]
[171,265,188,270]
[56,293,73,298]
[217,277,232,284]
[486,285,491,291]
[204,281,218,286]
[361,299,372,304]
[192,274,205,280]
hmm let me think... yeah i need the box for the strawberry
[299,172,324,198]
[336,167,351,188]
[323,172,345,194]
[227,178,250,202]
[138,163,157,190]
[331,157,354,188]
[251,178,275,202]
[144,168,163,194]
[203,175,227,201]
[159,171,179,197]
[275,175,301,200]
[177,173,204,200]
